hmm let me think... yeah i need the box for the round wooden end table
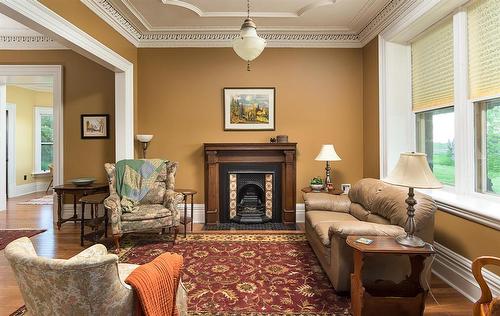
[301,186,343,195]
[174,189,197,237]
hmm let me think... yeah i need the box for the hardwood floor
[0,192,473,315]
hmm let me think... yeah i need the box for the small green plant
[310,177,324,185]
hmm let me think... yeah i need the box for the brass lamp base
[396,234,426,248]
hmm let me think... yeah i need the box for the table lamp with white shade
[315,144,342,191]
[136,134,153,158]
[383,152,442,247]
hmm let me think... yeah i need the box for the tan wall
[0,50,116,183]
[435,211,500,275]
[362,38,380,179]
[138,48,364,203]
[6,86,52,185]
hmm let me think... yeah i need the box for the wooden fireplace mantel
[204,142,297,225]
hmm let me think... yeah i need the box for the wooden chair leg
[172,226,178,245]
[113,235,121,253]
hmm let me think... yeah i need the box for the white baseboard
[9,181,50,197]
[432,241,500,302]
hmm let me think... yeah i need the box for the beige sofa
[304,178,436,292]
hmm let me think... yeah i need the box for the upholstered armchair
[104,161,184,251]
[4,237,188,316]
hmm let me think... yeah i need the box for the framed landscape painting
[81,114,109,139]
[223,87,275,131]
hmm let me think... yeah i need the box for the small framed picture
[81,114,109,139]
[223,87,275,131]
[341,184,351,194]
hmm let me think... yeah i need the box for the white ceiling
[0,13,40,36]
[6,76,54,93]
[110,0,389,32]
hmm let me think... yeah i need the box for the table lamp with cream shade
[136,134,153,158]
[383,152,442,247]
[315,144,341,191]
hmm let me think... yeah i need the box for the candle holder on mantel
[136,134,153,158]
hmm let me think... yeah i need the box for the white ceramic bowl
[310,184,324,192]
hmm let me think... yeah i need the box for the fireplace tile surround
[204,143,297,225]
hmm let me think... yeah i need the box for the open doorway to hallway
[4,76,54,200]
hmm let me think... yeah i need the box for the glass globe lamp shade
[232,18,266,62]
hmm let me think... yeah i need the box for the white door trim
[0,65,63,211]
[0,0,134,160]
[6,102,16,198]
[0,84,6,210]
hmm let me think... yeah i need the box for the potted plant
[310,177,324,192]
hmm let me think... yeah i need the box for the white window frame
[379,0,500,230]
[34,106,53,174]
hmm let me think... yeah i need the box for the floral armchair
[104,161,184,251]
[4,237,188,316]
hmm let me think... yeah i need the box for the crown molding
[0,34,68,50]
[81,0,418,48]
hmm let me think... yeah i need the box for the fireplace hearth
[204,143,297,225]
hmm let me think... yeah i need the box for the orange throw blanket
[126,252,183,316]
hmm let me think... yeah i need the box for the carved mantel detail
[204,143,297,225]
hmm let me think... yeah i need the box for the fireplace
[219,164,281,223]
[204,143,296,225]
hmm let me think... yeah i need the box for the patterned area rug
[118,233,350,315]
[0,229,46,251]
[17,195,53,205]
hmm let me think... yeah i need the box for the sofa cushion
[121,204,172,221]
[306,211,358,227]
[366,214,391,225]
[328,221,405,239]
[348,178,384,212]
[370,185,436,228]
[304,193,351,213]
[349,203,370,221]
[306,211,359,247]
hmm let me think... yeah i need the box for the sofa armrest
[104,193,123,235]
[328,221,405,239]
[304,193,351,213]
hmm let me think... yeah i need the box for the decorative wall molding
[81,0,418,48]
[10,181,50,198]
[0,34,67,49]
[432,242,500,303]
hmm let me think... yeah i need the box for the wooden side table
[346,236,435,316]
[301,186,343,195]
[174,189,197,237]
[79,193,109,246]
[54,183,109,230]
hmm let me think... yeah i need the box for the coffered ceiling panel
[81,0,418,47]
[110,0,388,31]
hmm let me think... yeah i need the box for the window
[34,107,53,172]
[412,18,454,186]
[475,98,500,195]
[416,108,455,186]
[469,0,500,196]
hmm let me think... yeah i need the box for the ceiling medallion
[232,0,267,71]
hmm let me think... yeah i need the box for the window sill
[418,189,500,230]
[32,171,50,176]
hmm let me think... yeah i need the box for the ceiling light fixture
[232,0,267,71]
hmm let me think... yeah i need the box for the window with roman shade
[411,18,454,112]
[468,0,500,101]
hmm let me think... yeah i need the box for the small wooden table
[174,189,197,237]
[346,236,435,316]
[301,186,343,195]
[79,193,109,246]
[53,183,109,230]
